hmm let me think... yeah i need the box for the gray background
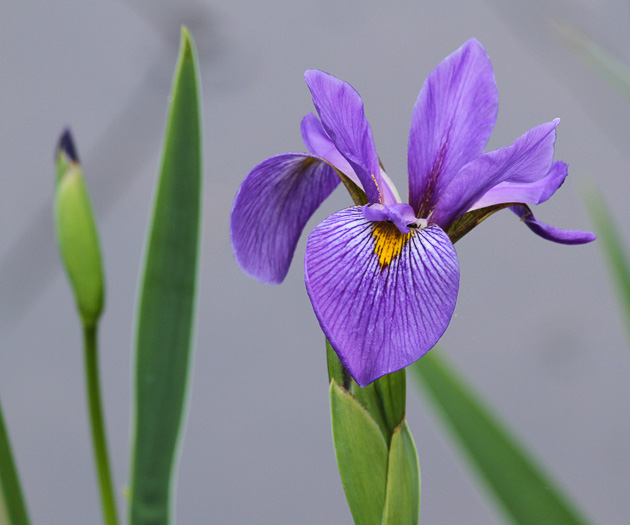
[1,0,629,523]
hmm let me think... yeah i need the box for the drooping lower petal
[304,70,385,204]
[469,161,568,210]
[230,153,340,284]
[305,207,460,386]
[431,119,560,230]
[408,38,498,217]
[511,204,596,244]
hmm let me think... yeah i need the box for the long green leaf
[411,351,590,525]
[0,400,30,525]
[583,186,630,340]
[381,422,420,525]
[330,380,389,525]
[129,27,202,525]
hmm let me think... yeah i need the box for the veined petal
[431,119,560,230]
[301,112,360,186]
[470,161,568,210]
[408,38,498,217]
[305,70,386,205]
[230,153,340,284]
[301,113,401,205]
[305,207,459,386]
[362,203,424,234]
[511,204,596,244]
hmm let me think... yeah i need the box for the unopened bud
[54,128,104,327]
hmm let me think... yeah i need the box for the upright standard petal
[511,205,596,244]
[230,153,340,284]
[431,119,560,230]
[305,70,386,204]
[305,207,460,386]
[408,38,498,217]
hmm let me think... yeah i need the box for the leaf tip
[180,26,194,58]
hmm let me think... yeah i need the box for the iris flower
[231,39,595,386]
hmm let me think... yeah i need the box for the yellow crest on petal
[372,222,413,268]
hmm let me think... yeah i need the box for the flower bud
[54,129,104,327]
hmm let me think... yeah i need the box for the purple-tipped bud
[57,127,79,162]
[54,129,104,327]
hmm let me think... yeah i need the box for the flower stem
[0,396,31,525]
[83,324,119,525]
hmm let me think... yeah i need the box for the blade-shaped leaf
[411,350,590,525]
[330,380,388,525]
[381,422,420,525]
[583,186,630,341]
[0,400,30,525]
[129,27,202,525]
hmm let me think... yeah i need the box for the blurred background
[1,0,629,523]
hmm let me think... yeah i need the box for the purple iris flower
[231,39,595,387]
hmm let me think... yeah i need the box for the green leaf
[326,338,347,387]
[370,370,406,435]
[330,380,389,525]
[326,339,406,443]
[411,350,590,525]
[0,400,30,525]
[129,27,202,525]
[351,370,406,443]
[583,186,630,341]
[381,422,420,525]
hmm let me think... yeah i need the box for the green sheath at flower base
[54,130,104,328]
[327,344,420,524]
[329,379,388,525]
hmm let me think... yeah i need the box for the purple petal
[432,120,560,230]
[301,113,401,205]
[511,205,596,244]
[470,161,568,210]
[301,113,360,187]
[230,153,340,284]
[305,207,460,386]
[408,38,498,217]
[304,70,386,205]
[362,203,423,234]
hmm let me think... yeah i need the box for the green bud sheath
[54,129,104,328]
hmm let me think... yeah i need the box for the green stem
[0,396,30,525]
[83,324,119,525]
